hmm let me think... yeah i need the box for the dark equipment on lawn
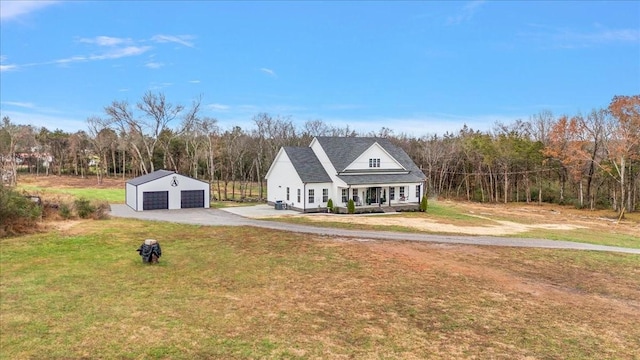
[136,239,162,264]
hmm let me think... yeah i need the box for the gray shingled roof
[314,137,426,185]
[127,169,175,186]
[283,147,332,183]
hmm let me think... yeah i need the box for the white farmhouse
[265,137,426,213]
[126,170,210,211]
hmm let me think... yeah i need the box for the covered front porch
[332,202,420,214]
[336,185,420,213]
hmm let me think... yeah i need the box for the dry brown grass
[18,173,127,189]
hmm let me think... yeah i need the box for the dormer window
[368,158,380,168]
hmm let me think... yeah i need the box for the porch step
[380,206,397,213]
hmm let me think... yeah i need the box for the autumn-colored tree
[606,95,640,216]
[544,115,590,205]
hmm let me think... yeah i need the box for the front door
[366,187,380,204]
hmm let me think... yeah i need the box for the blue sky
[1,1,638,136]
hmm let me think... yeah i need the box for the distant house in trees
[265,137,426,213]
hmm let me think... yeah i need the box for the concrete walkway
[108,204,640,255]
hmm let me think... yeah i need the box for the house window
[399,186,405,200]
[390,187,395,200]
[368,158,380,168]
[415,185,421,198]
[322,188,328,202]
[308,189,315,204]
[341,189,348,203]
[286,187,290,201]
[297,189,301,203]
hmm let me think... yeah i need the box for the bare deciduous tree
[0,116,30,186]
[103,91,201,174]
[87,117,117,184]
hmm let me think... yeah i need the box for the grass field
[18,184,125,203]
[2,219,639,359]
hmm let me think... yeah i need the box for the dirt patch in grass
[275,201,639,240]
[300,212,584,235]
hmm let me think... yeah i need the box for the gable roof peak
[314,136,396,171]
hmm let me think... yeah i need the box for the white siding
[310,139,347,202]
[266,150,303,207]
[304,182,333,211]
[126,183,138,210]
[345,143,403,171]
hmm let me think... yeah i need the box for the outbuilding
[125,170,210,211]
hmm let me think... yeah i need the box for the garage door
[181,190,205,208]
[143,191,169,210]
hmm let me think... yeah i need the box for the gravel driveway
[108,204,640,254]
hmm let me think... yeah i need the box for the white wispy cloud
[92,45,152,59]
[1,101,35,108]
[0,64,18,72]
[208,103,231,111]
[145,61,164,69]
[557,28,640,47]
[54,56,87,64]
[0,1,58,22]
[260,68,277,77]
[53,46,152,65]
[521,24,640,49]
[151,34,195,48]
[148,82,173,90]
[78,36,132,47]
[447,0,485,25]
[0,55,18,72]
[4,33,193,71]
[189,80,201,84]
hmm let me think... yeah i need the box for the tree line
[1,92,638,215]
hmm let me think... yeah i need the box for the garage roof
[127,169,175,186]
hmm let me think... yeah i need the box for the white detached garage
[126,170,210,211]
